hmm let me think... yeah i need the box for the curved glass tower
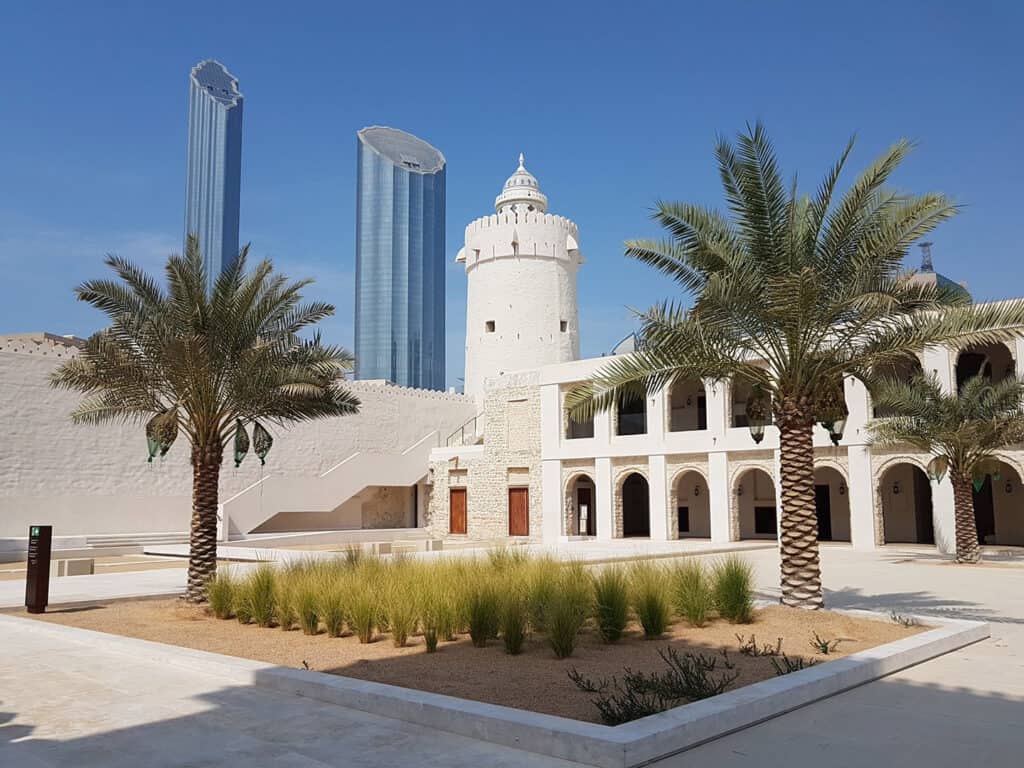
[355,126,446,390]
[184,60,243,286]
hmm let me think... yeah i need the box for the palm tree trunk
[951,472,981,564]
[776,397,824,609]
[185,442,223,602]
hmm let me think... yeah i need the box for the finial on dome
[518,152,525,169]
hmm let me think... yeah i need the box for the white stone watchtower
[458,155,583,401]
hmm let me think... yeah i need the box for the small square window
[485,321,495,333]
[560,320,568,332]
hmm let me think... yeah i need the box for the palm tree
[566,123,1024,608]
[869,374,1024,563]
[51,237,360,601]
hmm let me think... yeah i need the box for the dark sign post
[25,525,52,614]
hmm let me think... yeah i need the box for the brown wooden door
[508,487,529,536]
[449,488,467,534]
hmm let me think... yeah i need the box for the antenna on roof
[918,241,934,272]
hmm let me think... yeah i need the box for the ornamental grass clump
[243,563,277,628]
[592,566,630,643]
[319,581,346,638]
[498,585,530,655]
[465,577,501,648]
[526,555,561,633]
[712,555,755,624]
[672,559,714,627]
[205,570,236,619]
[545,567,592,658]
[383,563,419,648]
[293,579,320,635]
[347,579,378,644]
[630,561,673,638]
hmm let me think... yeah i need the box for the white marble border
[0,610,989,768]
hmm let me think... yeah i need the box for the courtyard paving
[0,545,1021,767]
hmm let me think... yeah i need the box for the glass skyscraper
[184,60,243,286]
[355,126,446,390]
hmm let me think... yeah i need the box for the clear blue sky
[1,1,1022,388]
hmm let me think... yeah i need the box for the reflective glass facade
[355,127,446,390]
[184,60,243,287]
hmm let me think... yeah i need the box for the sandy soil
[14,600,923,723]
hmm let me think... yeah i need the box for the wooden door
[449,488,467,534]
[508,487,529,536]
[576,487,594,536]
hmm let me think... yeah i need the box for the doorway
[508,487,529,537]
[449,488,467,535]
[815,484,833,541]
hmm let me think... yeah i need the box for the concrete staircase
[220,431,439,539]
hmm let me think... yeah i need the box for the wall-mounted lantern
[838,483,847,496]
[892,480,902,495]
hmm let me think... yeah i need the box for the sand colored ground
[15,599,922,723]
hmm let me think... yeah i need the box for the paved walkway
[0,546,1021,767]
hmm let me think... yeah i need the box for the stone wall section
[427,371,543,540]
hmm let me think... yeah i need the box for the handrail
[446,414,481,447]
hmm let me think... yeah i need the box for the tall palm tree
[869,374,1024,563]
[566,123,1024,608]
[51,237,360,601]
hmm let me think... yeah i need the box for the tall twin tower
[182,61,582,396]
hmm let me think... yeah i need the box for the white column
[847,445,876,550]
[595,409,613,449]
[539,384,562,460]
[595,456,614,541]
[647,388,666,442]
[541,459,563,543]
[931,476,957,554]
[843,375,871,444]
[705,378,729,443]
[648,454,669,541]
[1014,337,1024,373]
[708,452,731,543]
[923,345,954,394]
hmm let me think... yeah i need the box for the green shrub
[630,562,673,639]
[205,570,235,619]
[712,555,755,624]
[466,580,501,647]
[592,566,630,643]
[243,564,277,628]
[499,590,529,655]
[672,559,714,627]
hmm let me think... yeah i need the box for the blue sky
[1,1,1022,389]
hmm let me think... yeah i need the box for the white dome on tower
[495,153,548,214]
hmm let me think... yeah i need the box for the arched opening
[813,466,851,542]
[616,394,647,436]
[565,474,597,537]
[736,468,777,539]
[956,342,1015,392]
[880,463,934,544]
[620,473,650,537]
[668,380,707,432]
[731,380,773,429]
[871,358,923,417]
[673,470,710,538]
[973,461,1024,546]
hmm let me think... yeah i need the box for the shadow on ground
[1,671,1022,768]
